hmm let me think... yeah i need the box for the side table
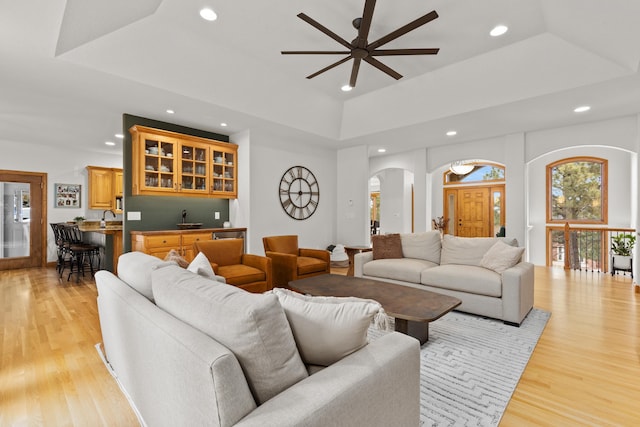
[344,245,372,276]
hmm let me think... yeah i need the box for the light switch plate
[128,211,141,221]
[214,211,220,219]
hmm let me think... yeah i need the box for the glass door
[0,171,46,269]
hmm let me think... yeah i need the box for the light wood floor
[1,266,638,426]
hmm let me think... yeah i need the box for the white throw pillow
[480,240,525,273]
[187,252,226,283]
[270,288,389,366]
[152,265,308,404]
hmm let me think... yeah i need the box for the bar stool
[59,224,101,282]
[50,223,72,276]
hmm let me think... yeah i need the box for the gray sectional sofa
[355,232,534,326]
[95,251,420,427]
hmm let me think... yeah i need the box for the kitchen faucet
[101,209,116,228]
[181,209,187,224]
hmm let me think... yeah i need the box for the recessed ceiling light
[378,148,386,153]
[574,105,591,113]
[105,141,116,146]
[446,130,457,136]
[220,122,228,127]
[490,25,508,37]
[200,8,218,21]
[114,133,124,139]
[166,109,175,114]
[341,85,353,92]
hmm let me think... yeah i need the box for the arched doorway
[370,168,414,235]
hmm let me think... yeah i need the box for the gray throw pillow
[152,265,308,404]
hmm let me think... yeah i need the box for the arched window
[546,157,607,224]
[443,162,505,185]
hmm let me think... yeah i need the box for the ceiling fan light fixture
[450,161,474,175]
[200,8,218,21]
[490,25,508,37]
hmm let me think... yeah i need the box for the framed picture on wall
[55,183,81,208]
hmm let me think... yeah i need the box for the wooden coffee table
[289,274,461,344]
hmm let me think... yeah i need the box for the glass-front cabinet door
[139,134,178,194]
[179,142,209,194]
[211,146,236,198]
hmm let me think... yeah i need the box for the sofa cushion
[372,233,403,260]
[117,251,165,302]
[440,235,516,266]
[297,256,328,275]
[421,265,502,297]
[151,265,308,405]
[363,258,438,284]
[480,240,525,273]
[400,231,442,264]
[218,264,266,286]
[270,288,386,366]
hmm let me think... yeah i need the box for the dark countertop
[130,227,246,236]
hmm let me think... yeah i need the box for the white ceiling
[1,0,640,157]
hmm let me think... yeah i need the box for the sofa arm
[265,251,298,287]
[501,261,535,325]
[242,254,273,289]
[354,251,374,277]
[234,332,420,427]
[299,248,330,264]
[96,271,257,427]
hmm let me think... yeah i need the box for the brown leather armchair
[262,235,330,287]
[193,239,272,293]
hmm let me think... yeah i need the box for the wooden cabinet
[131,230,214,262]
[87,166,124,213]
[130,125,238,198]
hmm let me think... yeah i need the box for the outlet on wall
[214,211,220,219]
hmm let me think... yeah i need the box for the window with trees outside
[546,157,608,270]
[546,157,607,224]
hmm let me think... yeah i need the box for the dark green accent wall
[122,114,231,251]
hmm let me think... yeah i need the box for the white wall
[244,130,337,255]
[0,140,122,262]
[337,145,369,246]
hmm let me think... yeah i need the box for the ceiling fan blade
[370,48,440,56]
[282,51,351,55]
[350,58,362,87]
[297,13,353,50]
[355,0,377,49]
[364,56,402,80]
[306,55,353,79]
[368,10,439,50]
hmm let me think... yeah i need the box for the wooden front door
[0,170,47,270]
[457,187,491,237]
[444,185,502,238]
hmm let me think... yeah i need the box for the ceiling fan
[281,0,439,88]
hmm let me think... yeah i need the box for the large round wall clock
[279,166,319,220]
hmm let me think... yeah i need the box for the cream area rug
[369,308,550,427]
